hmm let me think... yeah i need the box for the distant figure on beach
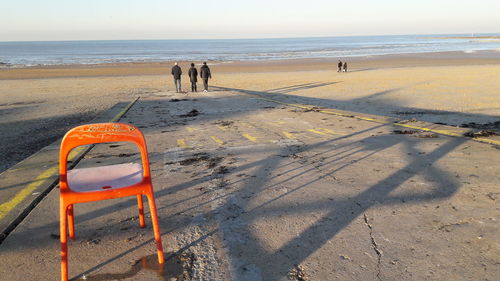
[200,62,212,92]
[343,61,348,72]
[171,62,182,93]
[188,63,198,92]
[338,60,342,72]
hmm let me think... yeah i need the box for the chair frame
[59,123,164,281]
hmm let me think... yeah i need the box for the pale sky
[1,0,499,41]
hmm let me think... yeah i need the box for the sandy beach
[1,51,499,173]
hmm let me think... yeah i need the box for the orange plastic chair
[59,123,164,281]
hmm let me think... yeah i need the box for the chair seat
[67,163,143,192]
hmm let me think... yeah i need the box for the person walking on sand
[338,60,343,72]
[343,61,348,72]
[171,62,182,93]
[200,62,212,92]
[188,63,198,92]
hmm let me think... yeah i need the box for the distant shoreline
[431,36,500,40]
[2,49,500,70]
[1,50,500,80]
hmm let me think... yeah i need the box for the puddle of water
[74,252,193,281]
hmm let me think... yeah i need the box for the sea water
[0,34,499,66]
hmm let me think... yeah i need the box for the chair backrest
[59,123,151,189]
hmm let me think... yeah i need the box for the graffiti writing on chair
[79,124,136,133]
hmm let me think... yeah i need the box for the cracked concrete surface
[364,213,382,281]
[0,87,499,280]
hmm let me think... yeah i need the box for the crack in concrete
[364,213,382,281]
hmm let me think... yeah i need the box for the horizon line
[1,32,497,43]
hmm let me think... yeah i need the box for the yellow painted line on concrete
[259,97,291,106]
[177,139,189,149]
[355,116,381,122]
[110,97,140,122]
[1,141,92,220]
[473,137,500,146]
[283,131,296,139]
[241,122,256,128]
[308,128,343,136]
[0,98,139,221]
[251,94,499,146]
[68,146,86,160]
[0,166,58,219]
[211,136,225,145]
[316,128,344,135]
[6,166,30,173]
[308,129,328,136]
[290,103,310,109]
[394,123,464,137]
[186,127,197,133]
[242,133,258,142]
[394,123,500,145]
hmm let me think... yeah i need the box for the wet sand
[1,50,500,79]
[0,51,499,172]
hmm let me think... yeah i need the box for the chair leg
[60,202,69,281]
[67,204,75,239]
[146,194,164,264]
[137,194,145,228]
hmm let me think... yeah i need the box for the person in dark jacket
[188,63,198,92]
[343,61,348,72]
[200,62,212,92]
[171,62,182,93]
[337,60,342,72]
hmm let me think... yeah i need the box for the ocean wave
[1,34,499,66]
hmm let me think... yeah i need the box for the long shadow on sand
[213,83,500,127]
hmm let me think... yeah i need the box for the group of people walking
[172,59,347,94]
[338,60,348,72]
[171,62,212,93]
